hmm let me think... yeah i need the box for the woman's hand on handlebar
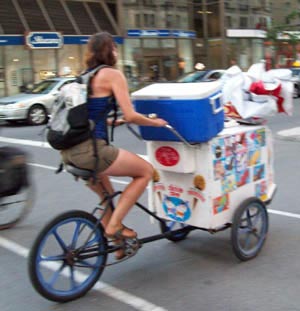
[150,118,168,127]
[107,118,126,126]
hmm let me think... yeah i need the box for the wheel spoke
[246,209,253,227]
[39,254,65,262]
[53,229,68,252]
[251,212,262,227]
[243,233,252,250]
[48,262,66,287]
[71,221,82,248]
[69,266,77,290]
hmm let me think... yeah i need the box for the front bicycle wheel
[28,210,107,302]
[0,183,34,230]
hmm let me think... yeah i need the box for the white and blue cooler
[132,81,224,143]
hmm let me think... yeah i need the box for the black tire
[231,197,268,261]
[293,84,299,98]
[27,105,47,125]
[159,219,191,242]
[28,210,107,302]
[0,183,34,230]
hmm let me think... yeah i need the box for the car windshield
[291,68,300,77]
[27,80,58,94]
[177,71,208,83]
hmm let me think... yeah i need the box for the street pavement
[0,101,300,311]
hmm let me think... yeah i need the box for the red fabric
[249,81,285,113]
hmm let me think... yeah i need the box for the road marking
[277,127,300,137]
[0,136,149,161]
[28,162,131,186]
[0,236,167,311]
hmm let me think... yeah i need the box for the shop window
[124,39,143,91]
[4,46,32,96]
[58,45,82,77]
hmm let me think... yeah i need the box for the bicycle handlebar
[126,113,195,147]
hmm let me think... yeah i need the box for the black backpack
[0,146,29,197]
[47,65,117,150]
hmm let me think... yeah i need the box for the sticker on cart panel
[235,151,248,172]
[212,138,225,159]
[155,146,180,166]
[224,135,235,156]
[162,196,191,221]
[236,168,250,187]
[235,132,247,153]
[248,149,261,166]
[255,180,267,201]
[222,175,236,193]
[253,164,265,181]
[213,194,229,215]
[256,128,266,147]
[214,159,225,180]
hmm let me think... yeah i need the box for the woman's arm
[110,70,167,127]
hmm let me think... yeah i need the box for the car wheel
[293,85,299,98]
[27,105,47,125]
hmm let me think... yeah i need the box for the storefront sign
[26,32,63,49]
[0,36,24,46]
[127,29,196,38]
[63,35,123,45]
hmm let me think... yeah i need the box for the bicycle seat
[65,164,93,181]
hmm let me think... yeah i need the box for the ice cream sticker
[188,175,206,208]
[213,194,229,215]
[162,195,191,221]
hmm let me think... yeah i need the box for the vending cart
[132,82,276,260]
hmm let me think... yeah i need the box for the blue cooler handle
[209,92,223,114]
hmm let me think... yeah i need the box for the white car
[0,77,75,125]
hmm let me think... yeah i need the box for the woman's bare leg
[86,175,115,227]
[101,149,153,236]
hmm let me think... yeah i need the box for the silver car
[0,77,75,125]
[290,67,300,98]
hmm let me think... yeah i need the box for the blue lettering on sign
[127,29,196,38]
[26,32,63,49]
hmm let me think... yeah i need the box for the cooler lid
[131,81,221,100]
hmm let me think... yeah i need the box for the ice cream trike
[28,82,276,302]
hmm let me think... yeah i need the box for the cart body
[148,124,276,229]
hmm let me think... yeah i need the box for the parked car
[290,67,300,98]
[0,77,75,125]
[176,69,225,83]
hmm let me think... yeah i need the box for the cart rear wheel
[231,197,268,261]
[159,219,190,242]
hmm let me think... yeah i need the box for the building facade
[0,0,278,97]
[0,0,196,97]
[193,0,272,70]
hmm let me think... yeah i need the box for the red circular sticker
[155,146,180,166]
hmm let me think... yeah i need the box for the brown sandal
[114,239,126,260]
[105,224,137,240]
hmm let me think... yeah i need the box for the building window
[144,13,155,27]
[239,17,248,28]
[135,14,141,27]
